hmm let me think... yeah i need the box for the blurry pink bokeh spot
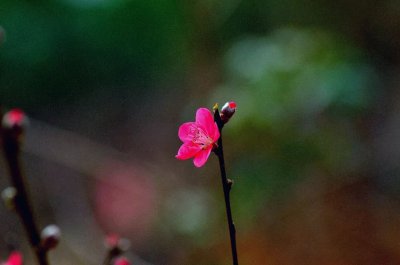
[95,163,157,244]
[3,251,23,265]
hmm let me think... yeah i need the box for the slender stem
[214,109,239,265]
[2,129,49,265]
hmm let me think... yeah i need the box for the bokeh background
[1,0,400,264]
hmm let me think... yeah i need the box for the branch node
[227,178,234,191]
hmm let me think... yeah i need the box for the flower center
[191,126,214,149]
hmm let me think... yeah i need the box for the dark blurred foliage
[1,0,186,108]
[1,0,400,265]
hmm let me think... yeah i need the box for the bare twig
[1,110,49,265]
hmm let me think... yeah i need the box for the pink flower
[113,257,131,265]
[176,108,220,167]
[3,251,23,265]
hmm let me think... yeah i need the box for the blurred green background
[1,0,400,264]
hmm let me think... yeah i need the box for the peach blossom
[176,108,220,167]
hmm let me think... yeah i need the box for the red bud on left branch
[2,109,29,141]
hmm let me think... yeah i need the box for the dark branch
[213,108,239,265]
[2,120,49,265]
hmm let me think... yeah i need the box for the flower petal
[195,108,216,137]
[193,147,212,167]
[176,142,201,160]
[178,122,197,143]
[211,121,220,141]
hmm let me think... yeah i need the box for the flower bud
[104,234,130,252]
[113,257,131,265]
[1,187,17,210]
[220,101,236,124]
[40,225,61,250]
[227,179,234,191]
[2,109,29,140]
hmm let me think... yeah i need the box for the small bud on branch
[41,225,61,251]
[2,109,29,143]
[2,187,17,210]
[103,234,131,265]
[220,101,237,124]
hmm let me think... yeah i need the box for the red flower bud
[220,101,237,124]
[2,109,28,129]
[2,109,29,141]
